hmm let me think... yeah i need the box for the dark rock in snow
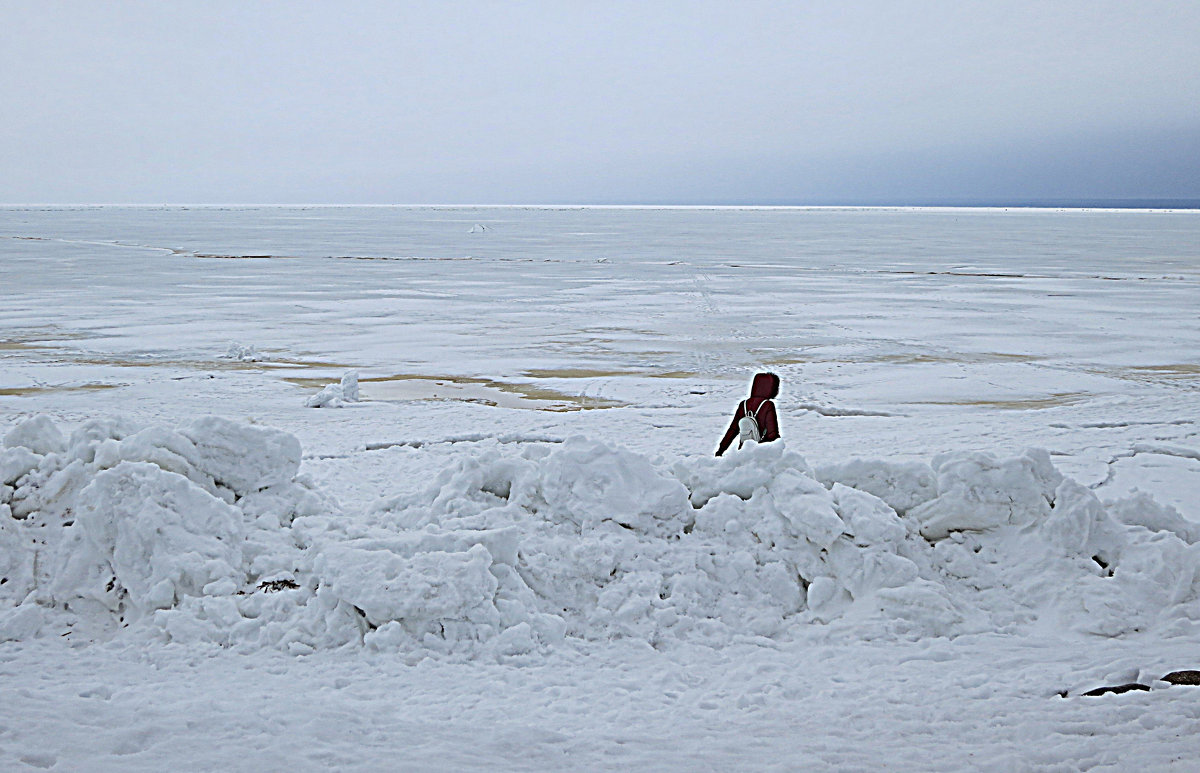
[1081,683,1151,697]
[1162,670,1200,685]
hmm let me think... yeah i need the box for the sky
[2,1,1199,205]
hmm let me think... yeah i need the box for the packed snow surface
[2,206,1199,770]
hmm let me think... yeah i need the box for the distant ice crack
[1089,442,1200,490]
[364,434,566,451]
[1050,419,1194,429]
[795,402,897,417]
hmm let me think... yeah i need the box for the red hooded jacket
[716,372,780,456]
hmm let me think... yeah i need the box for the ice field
[2,206,1200,770]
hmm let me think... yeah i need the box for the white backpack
[737,399,769,448]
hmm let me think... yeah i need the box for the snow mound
[180,416,302,496]
[305,371,360,408]
[52,461,246,614]
[1,414,336,647]
[221,342,261,361]
[910,449,1062,539]
[3,416,1199,660]
[4,415,67,456]
[815,457,938,514]
[1105,491,1200,543]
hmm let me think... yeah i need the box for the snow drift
[2,414,1199,659]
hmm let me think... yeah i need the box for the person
[716,372,780,456]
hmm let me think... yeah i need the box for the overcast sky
[2,1,1199,204]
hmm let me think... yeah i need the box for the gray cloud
[2,1,1198,203]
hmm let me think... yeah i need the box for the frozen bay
[2,206,1200,770]
[3,206,1198,502]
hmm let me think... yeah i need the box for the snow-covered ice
[2,206,1199,770]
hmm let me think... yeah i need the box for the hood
[750,372,779,399]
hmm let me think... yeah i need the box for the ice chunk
[9,458,90,520]
[52,461,245,613]
[0,515,35,602]
[676,440,814,509]
[3,415,67,456]
[816,458,937,513]
[0,447,41,486]
[222,342,261,361]
[1074,534,1200,636]
[806,576,842,615]
[913,449,1062,540]
[239,481,331,527]
[1044,479,1123,560]
[768,469,844,550]
[107,427,210,489]
[67,416,139,463]
[536,436,692,534]
[316,542,500,630]
[305,371,360,408]
[180,416,301,495]
[340,370,359,402]
[831,484,907,546]
[1105,491,1200,543]
[306,383,347,408]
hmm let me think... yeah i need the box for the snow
[4,415,67,456]
[221,343,261,362]
[910,448,1062,539]
[2,206,1199,770]
[815,458,937,514]
[52,461,246,615]
[305,371,360,408]
[178,416,302,495]
[4,412,1197,656]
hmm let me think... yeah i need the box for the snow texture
[2,206,1199,770]
[4,415,1198,662]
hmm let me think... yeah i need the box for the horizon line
[3,202,1200,214]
